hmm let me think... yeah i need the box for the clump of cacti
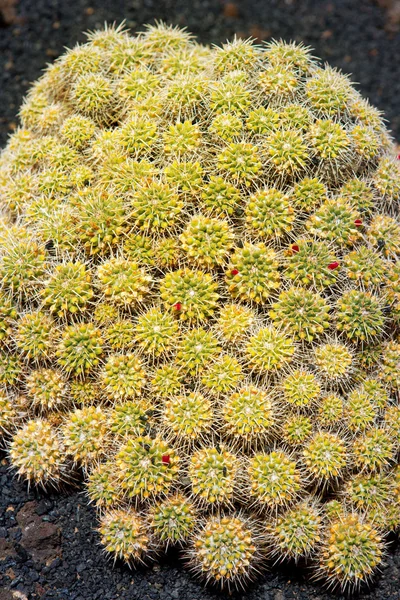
[1,22,400,593]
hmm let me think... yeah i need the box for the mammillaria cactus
[1,21,400,592]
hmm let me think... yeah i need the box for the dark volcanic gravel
[1,0,400,146]
[1,1,400,599]
[0,455,399,600]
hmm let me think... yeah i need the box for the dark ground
[1,454,400,600]
[1,1,400,599]
[1,0,400,147]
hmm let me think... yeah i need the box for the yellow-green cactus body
[2,22,399,592]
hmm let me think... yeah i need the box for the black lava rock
[0,454,399,600]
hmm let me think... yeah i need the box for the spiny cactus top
[1,21,400,592]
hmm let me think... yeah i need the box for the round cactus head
[186,513,264,589]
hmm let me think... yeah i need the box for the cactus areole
[1,22,400,592]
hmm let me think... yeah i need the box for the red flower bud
[162,455,170,465]
[327,261,339,270]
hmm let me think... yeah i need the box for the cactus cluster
[1,22,400,592]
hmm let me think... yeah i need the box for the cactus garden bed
[1,1,400,600]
